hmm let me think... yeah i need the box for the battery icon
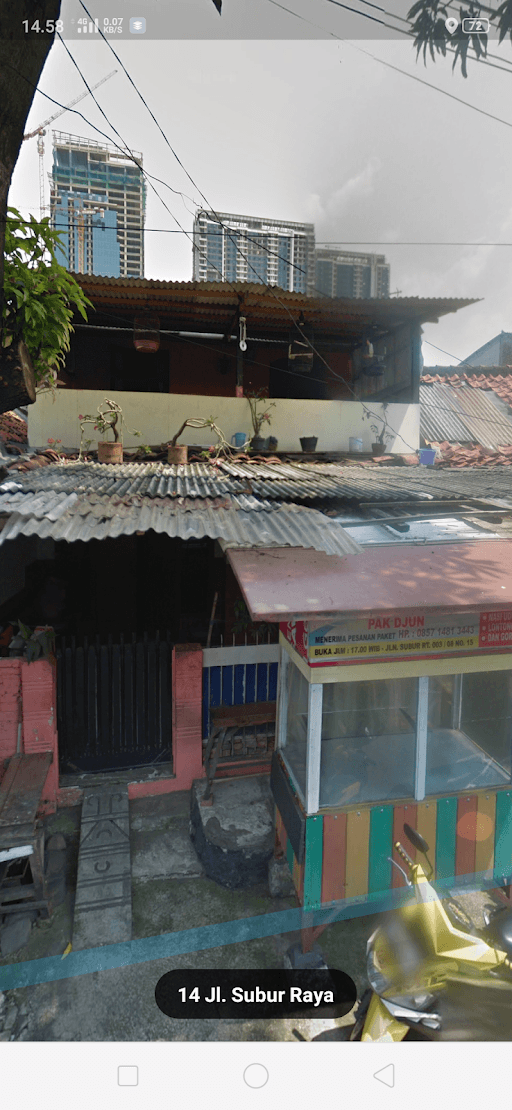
[462,16,489,32]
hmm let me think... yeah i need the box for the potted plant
[245,389,276,452]
[79,398,142,463]
[167,417,234,463]
[363,404,394,455]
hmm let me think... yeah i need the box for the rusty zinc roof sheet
[420,381,512,449]
[0,489,362,556]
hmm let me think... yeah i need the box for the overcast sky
[10,0,512,366]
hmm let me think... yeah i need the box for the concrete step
[72,786,132,951]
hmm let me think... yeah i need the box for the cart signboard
[281,611,512,666]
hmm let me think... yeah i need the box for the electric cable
[9,41,481,454]
[69,316,512,442]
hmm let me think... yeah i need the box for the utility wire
[10,211,512,248]
[73,5,424,454]
[10,212,512,247]
[69,316,512,441]
[268,0,512,75]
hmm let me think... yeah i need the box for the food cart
[228,543,512,946]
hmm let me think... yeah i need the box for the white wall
[29,389,420,454]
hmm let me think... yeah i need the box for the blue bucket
[231,433,246,448]
[419,449,436,466]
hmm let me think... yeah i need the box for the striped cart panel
[276,786,512,914]
[474,793,496,880]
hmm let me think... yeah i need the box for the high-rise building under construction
[50,132,145,277]
[315,247,390,299]
[193,209,316,295]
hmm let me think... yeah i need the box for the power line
[73,5,423,455]
[69,315,512,439]
[10,212,512,247]
[268,0,512,87]
[11,211,512,248]
[422,339,463,362]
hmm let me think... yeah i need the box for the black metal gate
[56,632,173,773]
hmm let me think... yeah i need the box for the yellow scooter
[346,824,512,1042]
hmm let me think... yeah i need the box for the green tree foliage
[2,207,92,392]
[407,0,512,76]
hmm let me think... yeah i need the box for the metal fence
[56,632,173,773]
[202,643,280,763]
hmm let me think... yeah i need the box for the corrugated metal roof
[73,276,478,337]
[0,491,362,557]
[420,381,512,449]
[3,459,512,507]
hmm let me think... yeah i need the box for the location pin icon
[445,16,458,33]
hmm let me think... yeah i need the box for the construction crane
[22,70,117,219]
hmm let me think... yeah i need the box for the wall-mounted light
[133,315,160,353]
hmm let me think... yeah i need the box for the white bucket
[349,437,363,453]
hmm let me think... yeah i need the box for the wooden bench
[0,752,53,918]
[202,701,276,804]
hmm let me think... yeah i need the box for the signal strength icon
[77,17,99,32]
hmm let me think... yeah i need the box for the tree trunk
[0,340,36,412]
[0,0,61,333]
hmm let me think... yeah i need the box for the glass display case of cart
[272,611,512,921]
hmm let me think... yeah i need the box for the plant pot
[167,444,188,465]
[300,436,318,452]
[250,436,265,452]
[98,441,123,464]
[371,442,385,456]
[268,436,278,452]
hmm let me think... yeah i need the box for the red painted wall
[0,658,58,813]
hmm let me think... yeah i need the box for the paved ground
[0,790,372,1042]
[0,787,501,1043]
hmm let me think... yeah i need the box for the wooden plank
[455,795,477,878]
[275,808,287,854]
[494,790,512,883]
[321,812,347,904]
[286,837,294,876]
[0,757,23,821]
[303,814,323,910]
[368,806,394,894]
[292,854,302,897]
[211,701,276,727]
[435,796,458,881]
[474,792,496,878]
[415,801,437,874]
[0,753,52,829]
[392,805,414,889]
[344,808,370,899]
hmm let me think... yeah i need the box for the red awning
[228,542,512,622]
